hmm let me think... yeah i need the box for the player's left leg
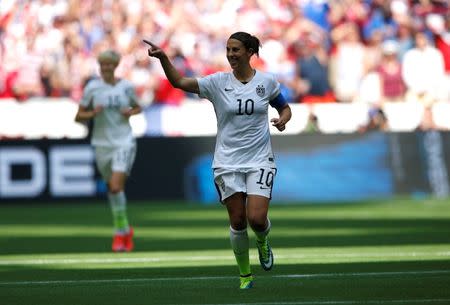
[246,167,276,271]
[108,171,134,252]
[109,145,136,252]
[247,195,273,271]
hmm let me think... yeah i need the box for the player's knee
[229,214,247,230]
[247,215,266,232]
[108,183,123,194]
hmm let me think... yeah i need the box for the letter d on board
[0,147,46,197]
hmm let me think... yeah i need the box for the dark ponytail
[229,32,261,57]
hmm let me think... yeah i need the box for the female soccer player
[144,32,291,289]
[75,50,141,252]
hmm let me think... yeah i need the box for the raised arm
[143,39,199,94]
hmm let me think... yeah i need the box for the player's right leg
[226,193,253,289]
[215,169,253,289]
[95,145,136,252]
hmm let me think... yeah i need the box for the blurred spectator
[9,35,44,100]
[359,107,389,133]
[402,30,445,130]
[304,112,320,133]
[396,20,415,60]
[330,22,366,103]
[402,30,445,106]
[363,29,384,74]
[363,0,398,42]
[427,13,450,102]
[295,33,334,103]
[377,40,406,103]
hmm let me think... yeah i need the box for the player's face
[98,58,119,80]
[226,39,251,70]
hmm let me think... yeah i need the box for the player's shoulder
[117,78,134,88]
[204,71,231,81]
[83,77,106,94]
[84,77,102,89]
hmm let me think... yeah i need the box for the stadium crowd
[1,0,449,117]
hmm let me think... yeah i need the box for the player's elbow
[172,80,184,90]
[171,77,187,88]
[174,77,199,94]
[74,112,88,123]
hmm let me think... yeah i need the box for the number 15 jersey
[198,70,282,169]
[81,78,138,147]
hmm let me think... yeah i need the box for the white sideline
[0,270,449,286]
[201,300,450,305]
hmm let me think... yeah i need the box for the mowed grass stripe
[1,270,449,286]
[0,245,450,266]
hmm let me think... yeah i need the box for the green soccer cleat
[256,237,274,271]
[239,274,254,289]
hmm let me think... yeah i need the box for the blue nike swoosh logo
[224,88,233,91]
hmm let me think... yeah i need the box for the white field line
[0,270,449,286]
[1,251,450,266]
[199,300,450,305]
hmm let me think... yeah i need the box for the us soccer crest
[256,85,265,97]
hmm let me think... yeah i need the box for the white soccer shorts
[94,144,137,181]
[213,167,277,202]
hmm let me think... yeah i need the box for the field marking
[1,270,449,286]
[1,251,450,266]
[199,300,450,305]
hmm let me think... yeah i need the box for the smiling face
[226,38,252,71]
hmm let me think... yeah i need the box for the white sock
[230,226,251,276]
[107,192,129,233]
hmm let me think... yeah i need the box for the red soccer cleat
[123,227,134,252]
[112,227,134,252]
[112,233,125,252]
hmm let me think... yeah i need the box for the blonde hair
[97,50,121,63]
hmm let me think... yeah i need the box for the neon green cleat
[239,274,254,289]
[256,237,273,271]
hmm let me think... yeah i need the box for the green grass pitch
[1,198,450,305]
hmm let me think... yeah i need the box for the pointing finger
[142,39,155,47]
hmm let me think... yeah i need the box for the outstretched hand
[143,39,165,59]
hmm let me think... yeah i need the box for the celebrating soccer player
[144,32,291,289]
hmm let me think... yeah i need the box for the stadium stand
[0,0,449,137]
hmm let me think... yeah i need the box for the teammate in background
[75,50,141,252]
[144,32,292,289]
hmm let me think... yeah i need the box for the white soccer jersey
[80,78,138,147]
[198,70,281,168]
